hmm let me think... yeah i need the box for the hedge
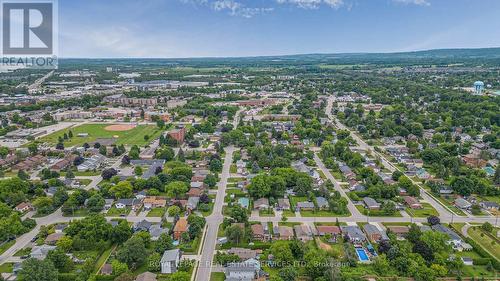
[465,237,500,270]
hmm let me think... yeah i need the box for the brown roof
[316,225,341,235]
[101,264,113,275]
[15,202,32,210]
[174,218,188,232]
[251,224,264,236]
[386,226,410,234]
[403,196,419,205]
[45,233,64,243]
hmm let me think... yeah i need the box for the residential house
[295,201,314,211]
[101,264,113,275]
[104,199,114,210]
[15,202,33,212]
[251,223,269,241]
[316,225,341,237]
[480,201,499,211]
[341,226,367,243]
[455,198,472,210]
[386,226,409,239]
[161,249,181,274]
[224,258,262,281]
[276,226,294,240]
[31,245,56,260]
[403,196,422,209]
[227,248,259,260]
[116,198,143,212]
[45,233,64,245]
[363,224,388,242]
[363,197,380,210]
[315,197,329,210]
[253,198,270,210]
[276,198,290,211]
[54,223,67,234]
[187,196,200,211]
[174,218,188,240]
[149,224,169,241]
[431,224,462,244]
[294,224,313,242]
[134,220,153,232]
[143,196,167,210]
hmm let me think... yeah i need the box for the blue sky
[58,0,500,58]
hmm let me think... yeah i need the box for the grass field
[210,272,225,281]
[0,240,15,255]
[405,203,439,217]
[467,227,500,261]
[39,124,163,147]
[146,208,166,217]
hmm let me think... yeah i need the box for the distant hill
[60,47,500,68]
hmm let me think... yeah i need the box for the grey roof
[149,224,168,238]
[363,197,380,208]
[431,224,461,241]
[480,201,499,208]
[296,201,315,209]
[161,249,180,263]
[341,226,366,241]
[134,219,153,231]
[455,198,472,208]
[187,196,200,209]
[316,197,329,208]
[363,224,389,240]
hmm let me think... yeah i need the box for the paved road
[313,153,361,217]
[325,96,456,218]
[195,109,242,281]
[195,146,235,281]
[0,207,161,264]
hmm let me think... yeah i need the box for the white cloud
[212,0,273,17]
[276,0,343,9]
[392,0,430,6]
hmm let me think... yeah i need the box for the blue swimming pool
[355,247,369,261]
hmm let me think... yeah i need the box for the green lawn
[147,208,166,217]
[0,240,16,255]
[14,247,31,256]
[0,262,13,273]
[93,245,115,274]
[210,272,225,281]
[259,209,275,217]
[38,123,163,146]
[106,206,131,216]
[282,210,296,217]
[300,209,351,217]
[405,203,439,217]
[355,205,403,217]
[467,227,500,261]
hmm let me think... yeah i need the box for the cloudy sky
[58,0,500,58]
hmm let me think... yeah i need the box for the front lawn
[0,262,13,273]
[0,240,16,255]
[210,272,225,281]
[355,205,403,217]
[467,226,500,261]
[300,209,351,217]
[106,206,131,216]
[147,208,166,217]
[259,209,275,217]
[405,202,439,217]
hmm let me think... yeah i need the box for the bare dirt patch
[104,124,136,132]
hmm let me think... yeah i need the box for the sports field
[39,123,163,146]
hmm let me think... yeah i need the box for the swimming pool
[355,247,369,262]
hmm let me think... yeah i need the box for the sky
[58,0,500,58]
